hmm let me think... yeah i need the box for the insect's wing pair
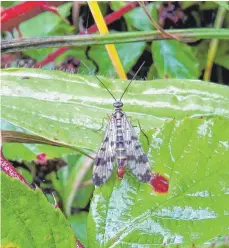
[123,115,152,182]
[93,114,151,186]
[93,117,116,186]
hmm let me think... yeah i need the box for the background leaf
[19,3,73,38]
[21,3,74,62]
[68,212,88,247]
[111,2,158,31]
[214,41,229,70]
[214,1,229,10]
[152,40,200,79]
[195,41,229,72]
[1,172,75,248]
[50,154,94,212]
[1,68,229,152]
[55,42,146,76]
[88,116,229,247]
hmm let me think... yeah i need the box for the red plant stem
[35,47,69,68]
[77,240,85,248]
[1,148,31,187]
[35,2,139,68]
[1,1,66,32]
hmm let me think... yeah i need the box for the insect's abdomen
[115,114,126,166]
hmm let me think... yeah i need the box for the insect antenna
[81,60,117,102]
[120,61,145,101]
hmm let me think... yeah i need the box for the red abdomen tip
[150,173,169,193]
[117,165,126,179]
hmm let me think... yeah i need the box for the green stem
[2,28,229,53]
[203,7,227,81]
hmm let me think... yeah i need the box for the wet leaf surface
[2,68,229,152]
[88,116,229,247]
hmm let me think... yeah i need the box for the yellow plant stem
[88,1,127,79]
[203,6,226,81]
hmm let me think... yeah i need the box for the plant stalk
[2,28,229,53]
[203,7,227,81]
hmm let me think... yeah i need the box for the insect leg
[137,120,149,146]
[94,115,110,132]
[127,117,149,146]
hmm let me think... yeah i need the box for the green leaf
[181,1,218,10]
[54,42,146,76]
[214,41,229,70]
[50,154,93,214]
[68,212,88,247]
[195,41,229,71]
[88,116,229,247]
[2,68,229,151]
[89,42,146,76]
[152,40,200,79]
[19,3,72,38]
[21,3,73,61]
[111,2,158,31]
[1,1,18,8]
[1,172,75,248]
[147,64,159,80]
[16,167,33,183]
[214,1,229,10]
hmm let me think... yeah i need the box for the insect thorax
[113,109,123,119]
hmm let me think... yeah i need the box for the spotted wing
[123,114,152,182]
[93,117,116,186]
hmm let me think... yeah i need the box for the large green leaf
[1,172,75,248]
[152,40,200,79]
[1,68,229,152]
[87,116,229,247]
